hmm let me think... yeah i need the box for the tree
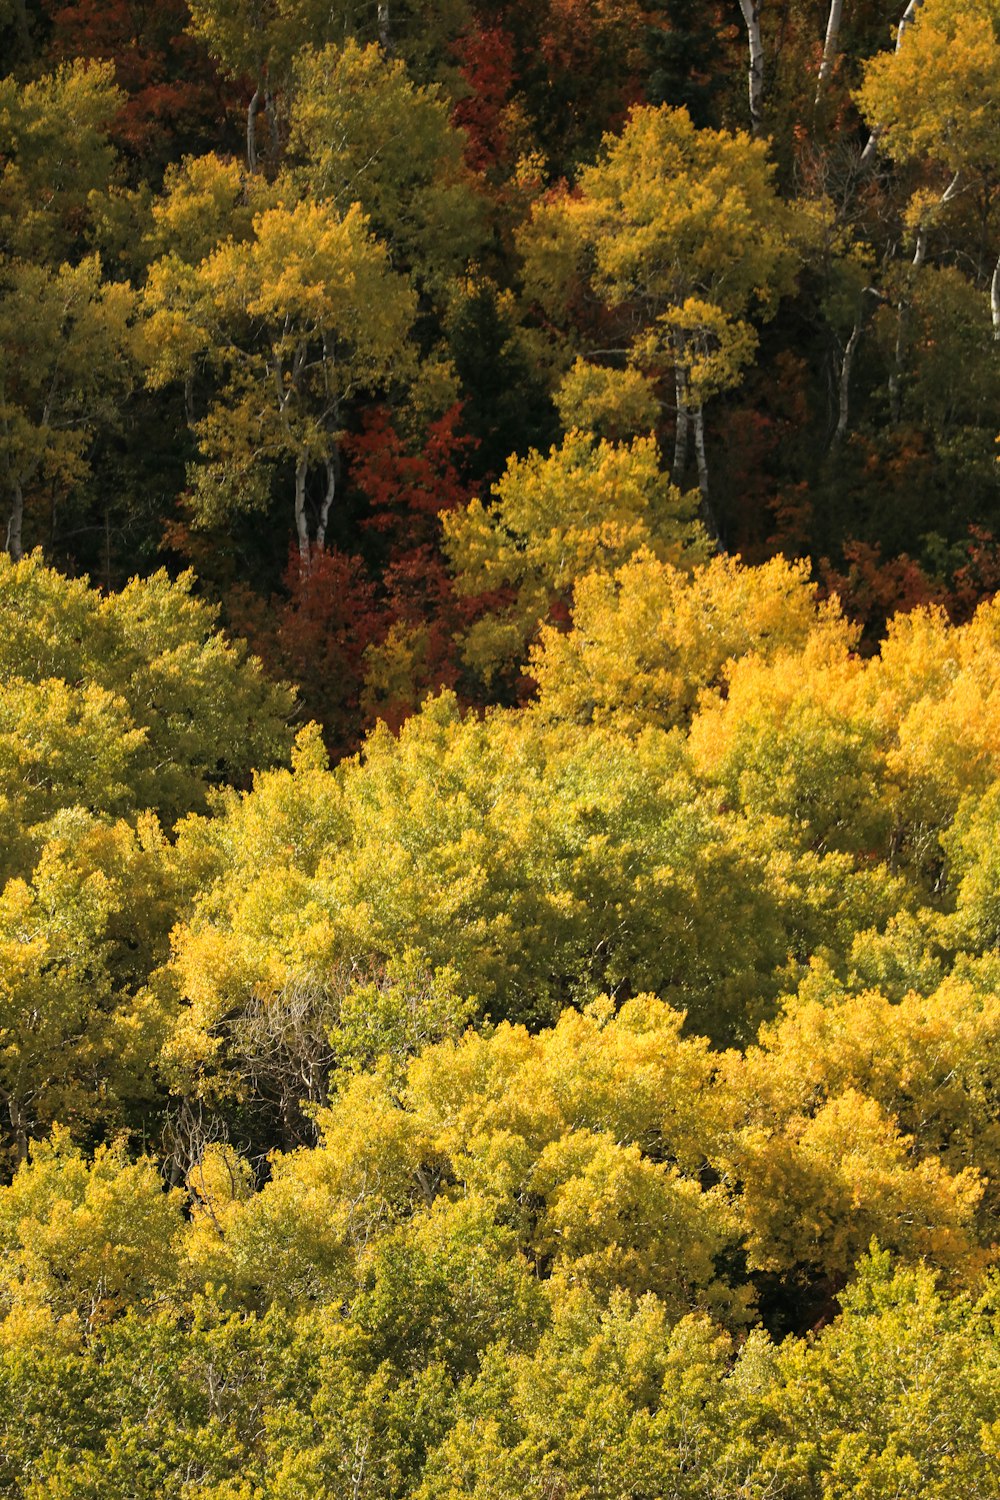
[530,549,853,735]
[0,553,294,830]
[185,0,471,170]
[288,40,484,298]
[144,196,417,562]
[0,59,123,261]
[443,429,704,683]
[734,1251,1000,1495]
[163,683,906,1059]
[0,257,136,559]
[41,0,225,172]
[0,1130,184,1333]
[520,105,802,526]
[856,0,1000,336]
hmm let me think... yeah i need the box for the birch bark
[737,0,765,137]
[815,0,844,104]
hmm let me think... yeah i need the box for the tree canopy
[3,7,1000,1494]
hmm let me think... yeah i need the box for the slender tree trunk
[377,0,392,51]
[316,451,337,550]
[672,366,690,483]
[6,478,24,561]
[833,317,863,446]
[247,87,260,172]
[888,305,906,423]
[895,0,925,48]
[294,455,310,566]
[860,0,925,164]
[692,404,717,536]
[832,287,882,448]
[991,250,1000,340]
[737,0,765,137]
[815,0,844,104]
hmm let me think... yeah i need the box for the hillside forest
[2,0,1000,1494]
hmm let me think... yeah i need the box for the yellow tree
[0,60,136,559]
[529,550,852,735]
[442,429,704,682]
[521,105,802,529]
[856,0,1000,338]
[144,197,416,563]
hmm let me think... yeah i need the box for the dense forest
[2,0,1000,1493]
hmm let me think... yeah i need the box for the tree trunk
[8,1093,28,1164]
[316,450,338,550]
[6,478,24,561]
[672,366,690,483]
[294,455,310,566]
[815,0,844,104]
[895,0,925,48]
[991,250,1000,341]
[737,0,765,137]
[833,317,863,446]
[888,307,906,424]
[377,0,392,51]
[692,403,717,537]
[247,87,260,172]
[265,90,280,157]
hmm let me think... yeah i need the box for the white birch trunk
[895,0,925,48]
[264,91,280,157]
[692,404,717,536]
[991,251,1000,340]
[247,87,260,172]
[672,365,690,483]
[8,1093,28,1164]
[316,454,337,550]
[294,455,310,567]
[377,0,392,50]
[737,0,765,137]
[834,318,863,445]
[815,0,844,104]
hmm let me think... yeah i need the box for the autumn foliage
[3,2,1000,1492]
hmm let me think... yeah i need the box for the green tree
[186,0,471,171]
[289,40,484,298]
[0,257,136,559]
[0,61,123,262]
